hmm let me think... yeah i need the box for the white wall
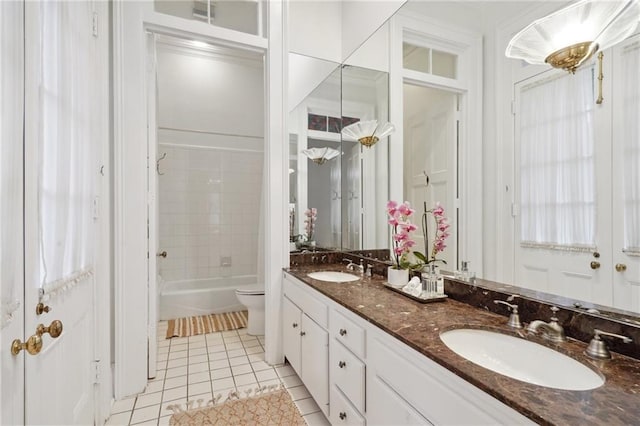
[288,0,342,62]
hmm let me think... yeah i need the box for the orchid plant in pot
[413,201,450,271]
[303,208,317,247]
[386,200,417,287]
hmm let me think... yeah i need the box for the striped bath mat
[166,311,248,338]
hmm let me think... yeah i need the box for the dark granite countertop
[285,264,640,426]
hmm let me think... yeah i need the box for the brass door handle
[11,334,43,356]
[615,263,627,272]
[590,261,601,270]
[37,320,63,338]
[157,251,167,258]
[35,302,51,315]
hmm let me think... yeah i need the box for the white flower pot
[387,267,409,288]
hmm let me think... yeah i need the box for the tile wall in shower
[158,138,264,283]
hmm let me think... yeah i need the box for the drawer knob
[339,328,347,336]
[300,331,306,337]
[338,360,346,368]
[339,412,347,420]
[292,322,298,328]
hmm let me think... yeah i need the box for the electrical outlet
[220,256,232,267]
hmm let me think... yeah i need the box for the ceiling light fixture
[505,0,640,73]
[341,119,396,148]
[302,147,340,165]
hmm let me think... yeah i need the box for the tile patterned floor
[105,321,330,425]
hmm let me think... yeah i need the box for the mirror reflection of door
[403,84,458,269]
[343,142,362,249]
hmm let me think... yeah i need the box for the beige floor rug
[168,388,306,425]
[166,311,248,339]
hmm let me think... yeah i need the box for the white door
[404,84,458,268]
[612,35,640,312]
[513,65,613,306]
[0,1,25,424]
[21,1,107,423]
[300,314,329,416]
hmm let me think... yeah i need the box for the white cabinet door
[367,375,431,426]
[301,313,329,416]
[283,296,302,374]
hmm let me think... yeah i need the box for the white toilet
[235,284,265,336]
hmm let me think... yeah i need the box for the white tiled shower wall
[158,133,264,283]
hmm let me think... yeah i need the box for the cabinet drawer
[368,336,534,425]
[283,275,328,328]
[331,340,365,413]
[331,309,365,358]
[330,385,366,426]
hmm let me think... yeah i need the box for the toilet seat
[236,284,265,295]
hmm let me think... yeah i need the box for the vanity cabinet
[282,274,329,416]
[329,309,366,424]
[366,334,534,425]
[283,271,535,425]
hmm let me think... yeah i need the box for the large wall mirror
[288,0,640,321]
[288,21,392,254]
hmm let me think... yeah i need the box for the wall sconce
[341,119,396,148]
[505,0,640,73]
[302,147,340,165]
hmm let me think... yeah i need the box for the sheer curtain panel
[519,67,596,249]
[38,2,96,296]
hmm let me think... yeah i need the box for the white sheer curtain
[38,2,96,294]
[519,66,596,249]
[621,43,640,253]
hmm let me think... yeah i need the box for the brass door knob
[590,261,601,270]
[11,334,43,356]
[37,320,63,338]
[35,303,51,315]
[615,263,627,272]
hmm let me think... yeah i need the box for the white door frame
[112,1,285,397]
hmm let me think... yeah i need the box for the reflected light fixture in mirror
[342,119,396,148]
[302,147,340,165]
[505,0,640,73]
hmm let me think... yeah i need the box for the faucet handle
[365,264,373,277]
[493,300,523,329]
[549,306,560,321]
[586,329,633,359]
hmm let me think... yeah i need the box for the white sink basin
[307,271,360,283]
[440,329,604,391]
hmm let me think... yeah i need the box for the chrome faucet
[343,258,364,274]
[527,306,566,343]
[343,258,355,270]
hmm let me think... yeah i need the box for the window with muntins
[518,66,596,249]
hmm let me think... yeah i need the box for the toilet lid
[236,284,265,295]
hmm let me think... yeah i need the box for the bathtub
[159,275,258,320]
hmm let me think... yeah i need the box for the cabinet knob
[338,360,346,368]
[339,412,347,420]
[292,322,298,328]
[615,263,627,272]
[339,328,347,336]
[590,261,601,270]
[300,331,306,337]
